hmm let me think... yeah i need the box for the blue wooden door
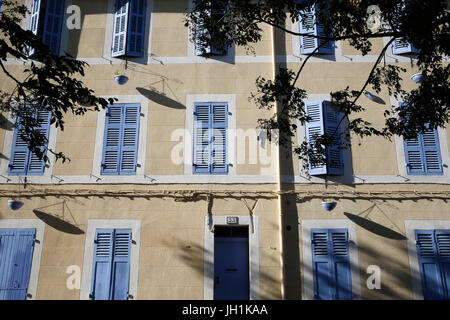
[214,237,249,300]
[0,229,36,300]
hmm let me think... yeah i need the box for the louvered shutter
[120,104,140,174]
[9,116,30,175]
[422,126,442,174]
[331,230,352,299]
[195,1,211,56]
[90,229,114,300]
[311,229,333,300]
[299,5,317,54]
[111,230,131,300]
[193,104,211,173]
[416,230,448,300]
[28,0,42,56]
[392,37,418,55]
[299,3,333,54]
[41,0,64,55]
[102,105,122,174]
[0,229,36,300]
[126,0,146,57]
[312,229,352,300]
[112,0,129,57]
[211,103,228,174]
[324,102,343,175]
[305,101,327,175]
[404,135,424,174]
[436,230,450,300]
[27,109,51,175]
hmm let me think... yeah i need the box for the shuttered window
[112,0,146,57]
[193,102,228,174]
[299,2,333,54]
[0,229,36,300]
[28,0,64,56]
[311,228,352,300]
[90,229,132,300]
[194,0,227,56]
[304,100,344,176]
[101,104,140,175]
[392,37,419,55]
[415,230,450,300]
[9,108,51,176]
[404,126,442,175]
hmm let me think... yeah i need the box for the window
[299,2,333,54]
[392,37,419,55]
[0,228,36,300]
[194,0,227,56]
[90,229,131,300]
[111,0,146,58]
[29,0,65,56]
[193,102,228,174]
[9,108,51,176]
[311,228,352,300]
[101,104,140,175]
[304,100,343,176]
[415,230,450,300]
[404,125,443,175]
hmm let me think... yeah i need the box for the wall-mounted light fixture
[8,199,23,211]
[364,91,375,101]
[321,201,337,211]
[411,73,423,84]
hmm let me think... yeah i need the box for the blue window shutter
[404,135,425,174]
[126,0,146,57]
[0,229,36,300]
[111,230,131,300]
[311,229,333,300]
[416,230,447,300]
[193,103,211,174]
[90,229,114,300]
[27,109,51,175]
[312,228,352,300]
[299,5,317,54]
[392,37,418,55]
[422,126,443,174]
[41,0,64,55]
[305,101,327,175]
[330,229,352,299]
[28,0,42,56]
[120,104,140,174]
[102,105,123,175]
[112,0,129,57]
[323,102,343,175]
[436,230,450,300]
[9,116,30,176]
[211,103,228,174]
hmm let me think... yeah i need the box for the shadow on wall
[136,87,186,109]
[33,201,84,235]
[343,211,406,240]
[0,113,14,130]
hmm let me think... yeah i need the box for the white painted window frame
[0,110,58,183]
[405,220,450,300]
[0,219,46,300]
[184,94,237,180]
[203,215,260,300]
[79,219,141,300]
[103,0,154,64]
[91,95,148,182]
[301,219,362,300]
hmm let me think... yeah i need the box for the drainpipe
[270,22,286,300]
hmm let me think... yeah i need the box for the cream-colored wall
[0,183,282,300]
[340,38,385,56]
[67,0,108,58]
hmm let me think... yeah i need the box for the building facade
[0,0,449,300]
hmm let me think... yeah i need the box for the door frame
[204,215,260,300]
